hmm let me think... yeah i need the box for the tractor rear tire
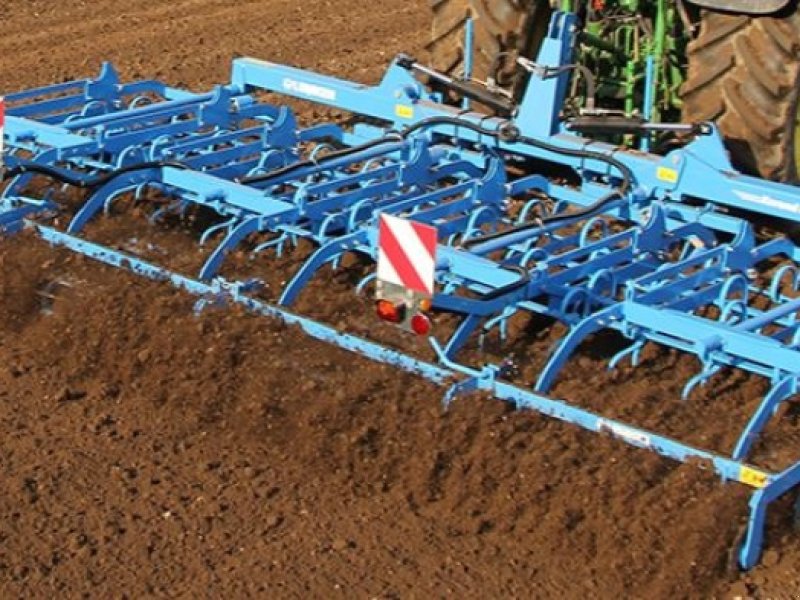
[682,7,800,181]
[426,0,548,95]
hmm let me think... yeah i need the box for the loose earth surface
[0,1,799,597]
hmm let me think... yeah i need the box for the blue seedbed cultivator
[2,12,800,569]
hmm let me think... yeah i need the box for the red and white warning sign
[377,214,437,296]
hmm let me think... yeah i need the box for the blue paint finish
[4,11,800,570]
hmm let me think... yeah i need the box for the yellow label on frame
[395,104,414,119]
[739,466,769,489]
[656,166,679,184]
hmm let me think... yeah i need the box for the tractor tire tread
[682,6,800,180]
[427,0,542,90]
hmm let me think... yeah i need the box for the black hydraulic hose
[239,114,635,200]
[393,116,635,248]
[516,132,634,198]
[235,114,634,293]
[461,132,632,249]
[1,114,634,205]
[239,116,520,187]
[1,114,633,257]
[399,116,634,197]
[543,63,598,112]
[464,131,635,240]
[480,264,531,300]
[399,115,520,142]
[1,160,189,189]
[0,114,634,306]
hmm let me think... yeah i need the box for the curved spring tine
[503,247,521,262]
[579,216,609,247]
[279,232,366,306]
[732,376,798,461]
[129,95,153,109]
[102,190,127,216]
[681,373,706,401]
[347,198,374,233]
[609,339,645,370]
[358,159,388,188]
[769,264,800,303]
[134,183,149,202]
[719,299,748,325]
[677,241,691,261]
[317,213,341,245]
[309,142,336,162]
[79,100,108,118]
[463,205,498,241]
[177,199,192,219]
[518,246,548,269]
[199,217,236,246]
[560,287,590,319]
[148,135,174,161]
[517,198,544,225]
[149,199,182,224]
[291,182,310,214]
[146,192,185,222]
[588,268,616,298]
[480,307,517,347]
[68,171,157,234]
[254,232,289,257]
[62,112,84,125]
[552,199,569,214]
[536,307,621,393]
[681,364,721,401]
[443,314,484,360]
[360,158,385,173]
[199,217,262,281]
[719,273,749,303]
[356,273,377,295]
[252,148,288,174]
[588,247,612,261]
[678,239,700,261]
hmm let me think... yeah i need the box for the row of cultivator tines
[2,12,800,571]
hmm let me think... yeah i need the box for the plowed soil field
[0,1,799,597]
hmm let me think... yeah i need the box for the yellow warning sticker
[395,104,414,120]
[739,466,769,489]
[656,166,679,184]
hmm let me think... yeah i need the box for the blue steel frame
[2,11,800,571]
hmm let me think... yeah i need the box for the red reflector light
[410,313,432,336]
[376,300,405,324]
